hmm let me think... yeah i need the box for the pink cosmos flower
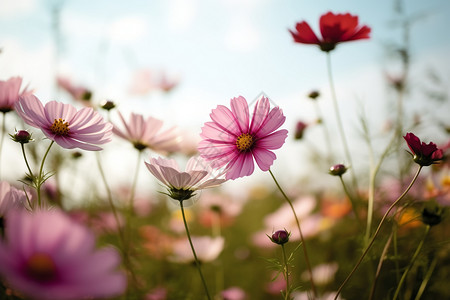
[199,96,288,180]
[289,11,371,52]
[145,156,226,201]
[113,111,180,153]
[169,236,225,263]
[0,77,30,113]
[0,181,27,217]
[15,94,113,151]
[403,132,443,166]
[0,209,126,300]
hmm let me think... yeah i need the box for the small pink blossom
[199,95,288,180]
[221,286,247,300]
[0,209,126,300]
[15,94,113,151]
[0,77,30,113]
[113,111,180,153]
[169,236,224,263]
[145,156,226,202]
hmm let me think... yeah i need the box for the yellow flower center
[26,253,57,282]
[50,118,70,136]
[236,133,254,152]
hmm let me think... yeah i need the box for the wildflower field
[0,1,449,299]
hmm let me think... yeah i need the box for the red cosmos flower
[403,132,443,166]
[289,11,371,52]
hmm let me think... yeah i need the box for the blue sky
[1,0,449,196]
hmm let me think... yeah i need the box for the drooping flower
[289,12,371,52]
[15,94,113,151]
[57,76,92,103]
[0,77,30,113]
[113,111,180,153]
[403,132,443,166]
[199,96,288,180]
[0,209,126,300]
[169,236,225,263]
[0,181,27,218]
[145,156,226,202]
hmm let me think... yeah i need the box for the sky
[1,0,449,200]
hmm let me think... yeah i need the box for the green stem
[269,169,317,298]
[368,232,393,300]
[21,143,35,179]
[128,150,142,214]
[334,165,422,299]
[414,256,437,300]
[338,175,359,222]
[180,201,212,300]
[393,225,430,300]
[281,244,291,300]
[312,101,334,164]
[326,53,358,193]
[36,141,54,208]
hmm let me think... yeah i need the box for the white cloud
[0,0,36,18]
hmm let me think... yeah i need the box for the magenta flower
[199,96,288,180]
[15,94,113,151]
[0,77,30,113]
[403,132,443,166]
[289,11,371,52]
[0,209,126,300]
[113,111,180,153]
[145,156,226,201]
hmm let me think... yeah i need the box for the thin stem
[368,232,393,300]
[0,112,6,179]
[281,244,291,300]
[128,150,142,213]
[180,201,212,300]
[269,169,317,298]
[326,53,358,193]
[414,256,437,300]
[334,165,422,299]
[338,175,359,222]
[393,225,430,300]
[36,141,54,207]
[21,143,34,179]
[312,101,334,164]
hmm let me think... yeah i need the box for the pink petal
[210,105,241,136]
[253,148,276,171]
[249,96,270,134]
[254,106,286,138]
[256,129,288,150]
[230,96,249,133]
[225,152,255,180]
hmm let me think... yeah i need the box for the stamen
[26,253,57,282]
[50,118,70,136]
[236,133,254,152]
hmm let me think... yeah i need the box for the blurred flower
[265,271,286,296]
[221,286,247,300]
[397,207,422,230]
[289,11,371,52]
[170,236,224,263]
[15,94,113,151]
[199,95,288,180]
[269,229,290,245]
[0,181,27,218]
[421,201,443,226]
[292,291,343,300]
[145,286,167,300]
[100,99,116,111]
[113,111,180,153]
[140,225,174,259]
[0,77,30,113]
[301,262,338,286]
[10,129,32,144]
[403,132,443,166]
[294,121,308,140]
[57,76,92,103]
[145,156,226,202]
[320,196,352,219]
[198,192,242,228]
[0,209,126,300]
[129,69,179,96]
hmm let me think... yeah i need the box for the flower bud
[421,202,443,226]
[269,229,290,245]
[329,164,347,176]
[10,130,32,144]
[308,90,320,100]
[100,100,116,111]
[294,121,308,140]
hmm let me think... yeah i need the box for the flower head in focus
[145,156,226,202]
[0,209,126,300]
[403,132,443,166]
[199,95,288,180]
[0,77,30,113]
[15,94,113,151]
[289,11,371,52]
[113,111,180,153]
